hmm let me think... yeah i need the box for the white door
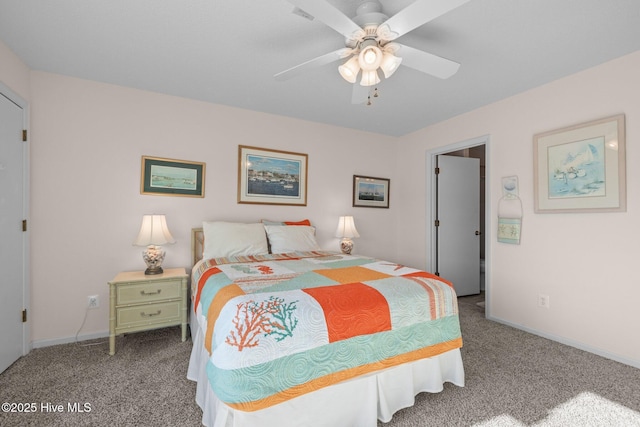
[0,92,26,373]
[436,155,480,296]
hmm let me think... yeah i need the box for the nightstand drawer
[116,280,181,305]
[116,301,181,328]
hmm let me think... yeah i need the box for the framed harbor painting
[533,114,625,213]
[238,145,308,206]
[353,175,390,208]
[141,156,205,197]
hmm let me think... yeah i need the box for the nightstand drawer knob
[140,310,162,317]
[140,289,161,296]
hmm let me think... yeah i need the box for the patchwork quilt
[191,251,462,412]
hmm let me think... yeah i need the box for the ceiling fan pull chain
[373,87,379,98]
[367,95,372,106]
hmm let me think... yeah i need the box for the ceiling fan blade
[286,0,362,38]
[274,48,351,81]
[382,0,471,40]
[397,44,460,79]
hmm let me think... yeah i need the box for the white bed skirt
[187,319,465,427]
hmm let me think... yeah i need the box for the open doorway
[426,136,489,308]
[440,145,486,291]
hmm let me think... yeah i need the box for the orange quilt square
[314,266,390,284]
[303,282,391,343]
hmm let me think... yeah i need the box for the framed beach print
[140,156,205,197]
[533,114,625,213]
[238,145,308,206]
[353,175,390,208]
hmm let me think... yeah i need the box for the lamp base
[142,245,166,275]
[144,266,164,275]
[340,238,354,255]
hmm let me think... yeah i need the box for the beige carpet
[1,294,639,427]
[0,327,201,426]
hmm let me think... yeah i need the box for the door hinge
[434,219,440,227]
[22,219,27,232]
[434,167,440,175]
[22,129,27,141]
[22,309,27,322]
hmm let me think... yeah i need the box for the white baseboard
[32,330,110,349]
[487,314,640,370]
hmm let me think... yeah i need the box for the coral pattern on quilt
[192,251,462,411]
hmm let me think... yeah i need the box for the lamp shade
[335,216,360,239]
[133,214,176,246]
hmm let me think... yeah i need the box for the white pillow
[264,225,321,253]
[202,221,269,259]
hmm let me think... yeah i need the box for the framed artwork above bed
[238,145,308,206]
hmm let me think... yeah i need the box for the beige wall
[396,50,640,367]
[27,71,397,345]
[2,38,639,367]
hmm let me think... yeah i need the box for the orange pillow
[262,219,311,226]
[284,219,311,226]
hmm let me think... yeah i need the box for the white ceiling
[1,0,639,136]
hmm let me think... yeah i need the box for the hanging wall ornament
[497,176,523,244]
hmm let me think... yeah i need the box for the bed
[187,221,464,427]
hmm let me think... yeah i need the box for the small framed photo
[501,176,519,199]
[353,175,390,208]
[533,114,626,213]
[238,145,308,206]
[140,156,205,198]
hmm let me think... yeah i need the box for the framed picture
[238,145,308,206]
[501,176,519,199]
[353,175,390,208]
[533,114,625,213]
[140,156,205,198]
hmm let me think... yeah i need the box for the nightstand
[108,267,188,355]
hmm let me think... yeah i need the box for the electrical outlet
[88,295,99,309]
[538,294,550,309]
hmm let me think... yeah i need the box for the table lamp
[133,214,176,275]
[335,216,359,254]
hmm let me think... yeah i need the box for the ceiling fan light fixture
[380,51,402,78]
[338,55,360,83]
[360,69,380,86]
[274,0,469,104]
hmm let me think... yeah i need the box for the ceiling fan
[274,0,470,103]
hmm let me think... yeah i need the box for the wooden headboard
[191,227,204,267]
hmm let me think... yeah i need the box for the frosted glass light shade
[360,69,380,86]
[380,52,402,78]
[338,56,360,83]
[358,44,382,71]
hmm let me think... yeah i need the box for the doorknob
[475,230,482,236]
